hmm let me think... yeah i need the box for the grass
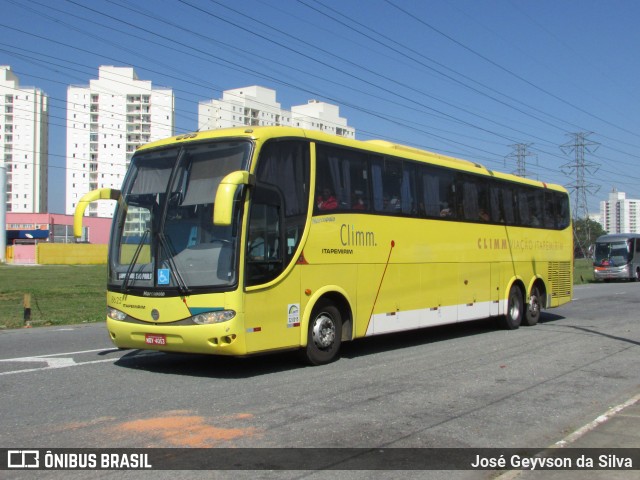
[0,264,107,330]
[574,258,594,285]
[0,260,595,330]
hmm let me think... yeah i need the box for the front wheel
[500,285,523,330]
[302,300,342,365]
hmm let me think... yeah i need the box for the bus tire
[501,285,523,330]
[302,300,342,365]
[523,286,541,326]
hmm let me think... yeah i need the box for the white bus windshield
[594,241,631,266]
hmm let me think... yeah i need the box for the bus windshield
[108,140,252,292]
[594,241,631,266]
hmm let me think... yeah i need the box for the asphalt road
[1,282,639,479]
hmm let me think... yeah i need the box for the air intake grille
[548,261,572,299]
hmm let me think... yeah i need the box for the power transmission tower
[505,143,536,178]
[560,132,600,257]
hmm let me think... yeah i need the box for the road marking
[495,392,640,479]
[3,356,77,367]
[0,348,123,376]
[552,392,640,447]
[0,358,116,376]
[0,347,119,360]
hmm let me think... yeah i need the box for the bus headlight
[107,307,127,321]
[192,310,236,325]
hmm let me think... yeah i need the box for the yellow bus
[74,126,573,365]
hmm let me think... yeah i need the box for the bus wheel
[501,285,523,330]
[523,286,541,326]
[303,300,342,365]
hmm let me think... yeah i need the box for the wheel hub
[312,314,336,349]
[529,295,540,315]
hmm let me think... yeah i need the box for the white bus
[593,233,640,281]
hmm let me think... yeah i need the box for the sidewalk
[498,391,640,479]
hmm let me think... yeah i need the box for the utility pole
[560,132,600,257]
[505,143,536,178]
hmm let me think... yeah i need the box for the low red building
[6,212,112,245]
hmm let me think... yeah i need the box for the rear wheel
[302,300,342,365]
[523,286,541,326]
[500,285,523,330]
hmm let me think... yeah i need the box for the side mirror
[74,188,121,237]
[213,171,255,226]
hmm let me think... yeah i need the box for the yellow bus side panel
[244,269,303,354]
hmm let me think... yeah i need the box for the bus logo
[340,224,376,247]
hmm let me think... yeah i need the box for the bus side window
[315,144,370,212]
[246,197,282,285]
[460,177,479,221]
[371,157,403,214]
[420,166,456,219]
[543,191,556,229]
[501,187,516,224]
[489,186,502,223]
[529,189,543,227]
[421,167,440,217]
[517,191,530,226]
[553,192,570,229]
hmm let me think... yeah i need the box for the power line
[384,0,640,140]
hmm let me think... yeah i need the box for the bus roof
[596,233,640,242]
[137,126,568,193]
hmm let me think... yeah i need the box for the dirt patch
[107,411,261,447]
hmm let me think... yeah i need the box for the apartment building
[600,189,640,234]
[198,86,355,138]
[0,66,48,213]
[66,66,174,217]
[291,99,354,138]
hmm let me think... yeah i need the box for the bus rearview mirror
[73,188,121,238]
[213,171,255,226]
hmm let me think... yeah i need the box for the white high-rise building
[600,189,640,234]
[66,66,174,217]
[198,86,355,138]
[198,86,288,130]
[291,99,354,139]
[0,66,48,213]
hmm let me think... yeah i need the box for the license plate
[145,334,167,346]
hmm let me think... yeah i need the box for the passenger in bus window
[440,203,452,217]
[317,188,338,210]
[388,195,401,212]
[479,208,490,222]
[352,193,366,210]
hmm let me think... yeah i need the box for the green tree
[573,218,606,258]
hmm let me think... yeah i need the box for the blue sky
[3,0,639,215]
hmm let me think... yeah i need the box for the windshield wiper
[122,228,150,293]
[157,232,191,295]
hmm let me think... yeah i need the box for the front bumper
[106,316,247,356]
